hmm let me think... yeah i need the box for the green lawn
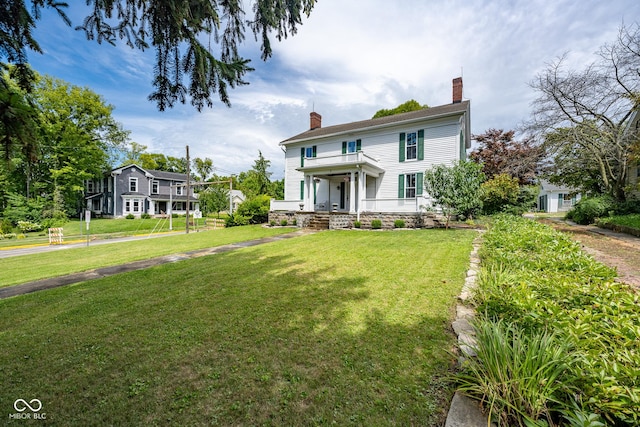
[0,225,295,287]
[1,229,476,426]
[0,217,225,248]
[597,213,640,230]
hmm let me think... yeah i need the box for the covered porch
[299,151,384,214]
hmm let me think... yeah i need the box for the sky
[27,0,640,180]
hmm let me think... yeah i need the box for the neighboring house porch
[537,180,581,213]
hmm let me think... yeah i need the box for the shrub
[292,218,297,226]
[394,219,405,228]
[1,218,13,234]
[269,220,276,227]
[353,220,361,228]
[17,221,44,232]
[235,195,270,224]
[225,214,250,227]
[566,196,614,225]
[141,213,151,219]
[611,199,640,215]
[481,174,520,215]
[371,219,382,229]
[280,219,288,226]
[126,214,135,219]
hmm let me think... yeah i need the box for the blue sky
[27,0,640,179]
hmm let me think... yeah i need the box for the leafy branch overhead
[0,0,316,111]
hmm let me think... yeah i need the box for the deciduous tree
[372,100,428,119]
[527,22,640,202]
[470,129,543,185]
[423,160,484,227]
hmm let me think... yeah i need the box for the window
[399,130,424,162]
[176,184,184,196]
[300,146,317,167]
[406,132,417,160]
[405,173,416,198]
[398,173,424,199]
[124,198,142,214]
[342,139,361,154]
[129,177,138,192]
[87,181,94,193]
[152,180,159,194]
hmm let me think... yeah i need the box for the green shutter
[300,147,305,167]
[313,180,317,204]
[300,180,304,200]
[417,129,424,161]
[356,139,362,151]
[399,133,406,162]
[416,172,423,196]
[312,145,317,157]
[398,174,405,198]
[342,141,347,154]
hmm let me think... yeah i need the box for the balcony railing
[301,151,381,170]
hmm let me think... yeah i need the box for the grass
[0,228,476,426]
[597,213,640,230]
[0,225,295,287]
[0,217,226,248]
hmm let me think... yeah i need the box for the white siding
[281,115,463,205]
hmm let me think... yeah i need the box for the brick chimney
[452,77,463,104]
[310,112,322,130]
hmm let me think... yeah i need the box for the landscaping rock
[445,392,490,427]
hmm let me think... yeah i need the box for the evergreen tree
[1,1,316,111]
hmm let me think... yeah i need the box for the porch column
[309,174,315,211]
[349,171,356,213]
[358,169,365,219]
[305,175,313,211]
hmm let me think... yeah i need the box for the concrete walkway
[0,230,312,299]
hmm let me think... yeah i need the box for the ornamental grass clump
[456,320,575,427]
[460,214,640,426]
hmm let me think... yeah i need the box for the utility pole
[185,145,190,234]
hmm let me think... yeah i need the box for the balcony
[298,151,384,176]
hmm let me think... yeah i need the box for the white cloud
[29,0,640,180]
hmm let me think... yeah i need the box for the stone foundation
[268,211,447,229]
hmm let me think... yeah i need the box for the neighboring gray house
[537,180,581,213]
[85,164,199,218]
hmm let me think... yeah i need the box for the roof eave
[280,103,470,146]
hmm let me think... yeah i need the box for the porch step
[307,213,330,230]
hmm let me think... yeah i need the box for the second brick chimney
[310,112,322,130]
[452,77,463,104]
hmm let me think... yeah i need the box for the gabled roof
[147,169,189,181]
[281,100,470,145]
[111,164,189,181]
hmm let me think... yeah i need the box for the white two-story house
[271,78,471,223]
